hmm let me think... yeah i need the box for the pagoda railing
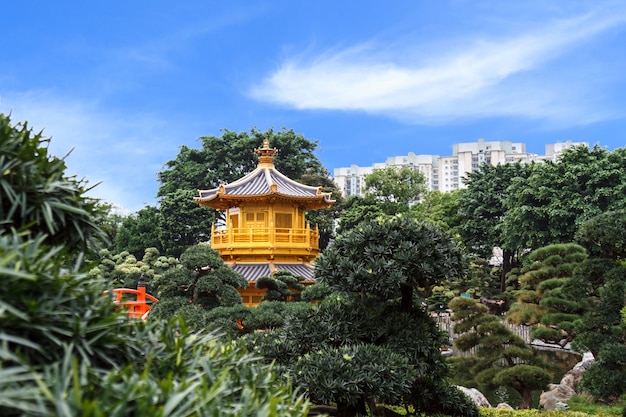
[211,224,320,250]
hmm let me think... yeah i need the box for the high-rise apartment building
[333,138,588,198]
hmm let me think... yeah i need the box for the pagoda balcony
[210,224,320,252]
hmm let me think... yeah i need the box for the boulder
[540,351,595,410]
[456,386,491,408]
[560,352,595,391]
[540,383,576,410]
[496,403,513,410]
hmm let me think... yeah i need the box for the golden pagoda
[194,139,335,306]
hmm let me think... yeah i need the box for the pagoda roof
[195,139,335,210]
[230,262,315,282]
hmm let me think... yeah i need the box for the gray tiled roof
[231,263,272,282]
[229,262,316,282]
[197,166,334,203]
[274,263,315,281]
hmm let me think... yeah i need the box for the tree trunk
[519,387,533,409]
[501,249,513,292]
[400,283,413,313]
[336,397,367,417]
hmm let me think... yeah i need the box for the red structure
[105,276,158,320]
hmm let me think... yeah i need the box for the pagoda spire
[254,139,278,167]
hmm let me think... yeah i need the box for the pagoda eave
[194,194,333,210]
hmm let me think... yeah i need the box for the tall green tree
[449,297,552,409]
[503,145,626,252]
[336,194,387,234]
[457,161,531,291]
[571,210,626,402]
[114,205,164,258]
[364,165,427,212]
[410,189,462,231]
[298,171,344,249]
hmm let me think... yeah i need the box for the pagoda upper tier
[194,139,335,210]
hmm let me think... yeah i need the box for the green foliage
[0,113,107,254]
[410,189,463,231]
[449,297,553,409]
[114,206,164,258]
[256,270,305,302]
[158,188,215,258]
[579,343,626,401]
[507,244,587,347]
[336,194,388,234]
[294,344,416,410]
[316,215,466,312]
[364,165,427,210]
[150,244,247,324]
[503,145,626,252]
[479,409,598,417]
[575,209,626,260]
[0,233,141,371]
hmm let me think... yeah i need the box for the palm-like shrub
[0,113,106,253]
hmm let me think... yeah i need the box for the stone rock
[496,403,513,410]
[560,352,595,391]
[540,383,576,410]
[456,386,491,408]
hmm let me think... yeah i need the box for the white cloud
[3,91,177,212]
[250,5,626,126]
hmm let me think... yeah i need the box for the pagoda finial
[255,139,278,166]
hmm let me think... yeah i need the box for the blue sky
[2,1,626,212]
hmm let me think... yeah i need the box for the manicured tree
[507,243,587,347]
[449,297,552,409]
[150,243,247,328]
[256,270,306,302]
[261,215,478,417]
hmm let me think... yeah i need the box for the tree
[156,127,331,255]
[289,215,477,416]
[457,161,531,291]
[410,189,463,231]
[503,145,626,252]
[150,243,247,329]
[317,215,467,312]
[114,205,164,258]
[0,113,107,254]
[256,270,305,302]
[299,171,344,249]
[364,165,427,212]
[507,243,587,348]
[336,195,387,234]
[570,210,626,402]
[449,297,552,409]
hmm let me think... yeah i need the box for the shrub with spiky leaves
[0,113,106,254]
